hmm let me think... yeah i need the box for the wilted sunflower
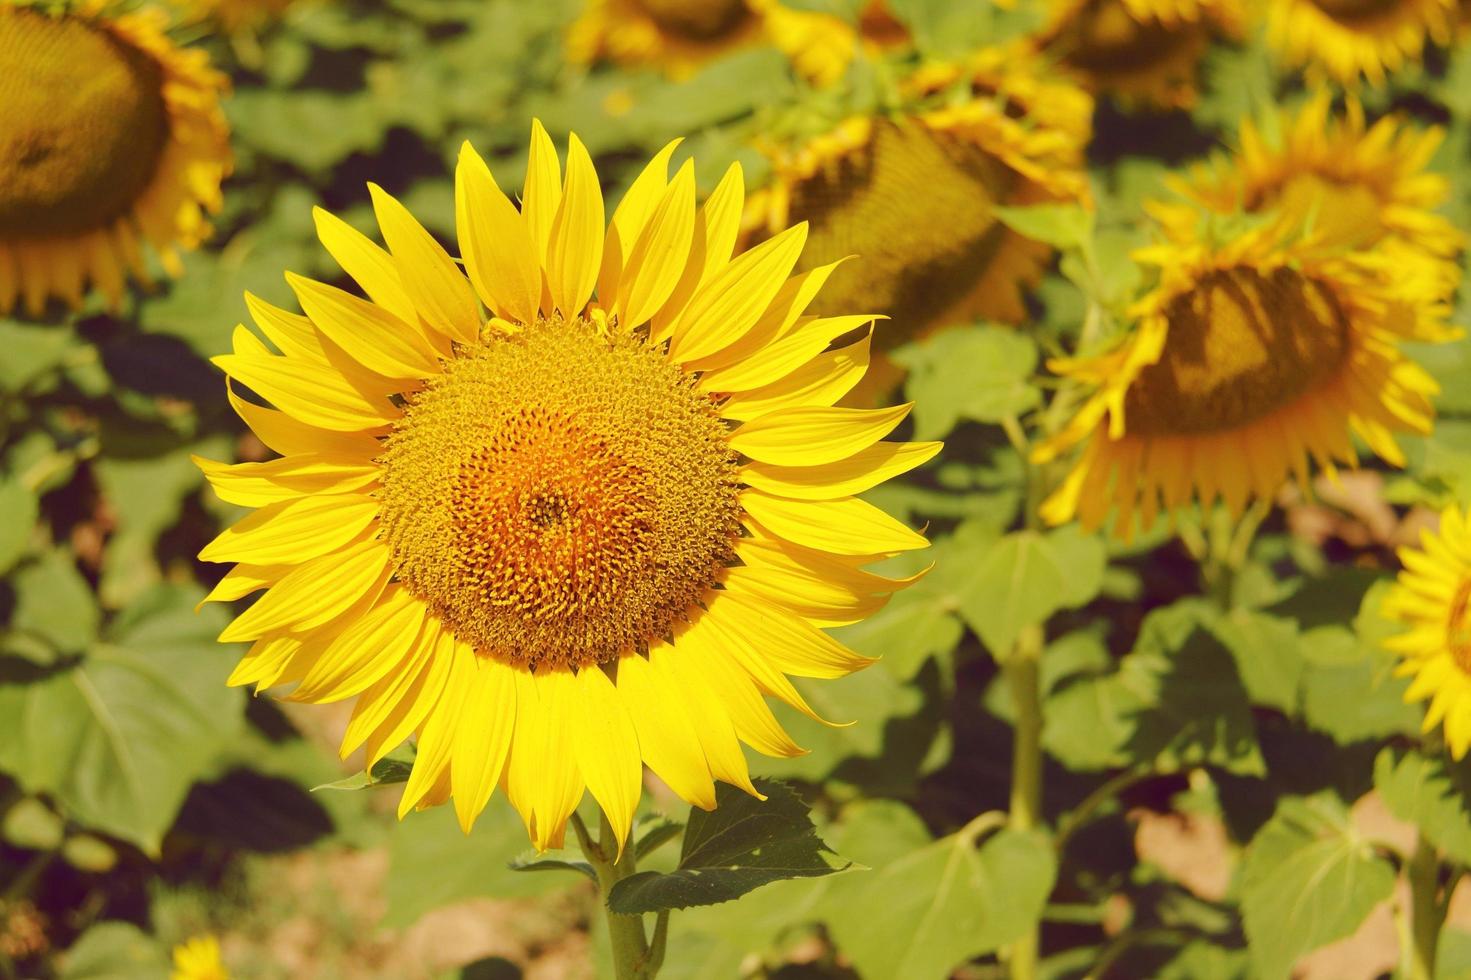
[1265,0,1456,87]
[1383,507,1471,758]
[1037,0,1245,108]
[0,0,230,316]
[1154,93,1464,304]
[197,124,935,851]
[1034,214,1455,537]
[171,935,228,980]
[744,46,1092,393]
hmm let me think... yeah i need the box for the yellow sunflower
[0,0,231,316]
[1037,0,1245,108]
[196,123,936,852]
[566,0,769,78]
[1033,214,1456,538]
[171,935,228,980]
[174,0,297,34]
[758,0,912,85]
[1154,93,1464,304]
[744,46,1092,394]
[1383,506,1471,758]
[1265,0,1456,87]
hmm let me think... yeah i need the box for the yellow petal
[719,333,871,421]
[194,452,380,508]
[341,616,440,759]
[369,183,481,345]
[682,258,849,373]
[742,441,942,500]
[546,133,605,317]
[599,138,681,308]
[615,650,717,809]
[212,353,397,432]
[699,314,876,393]
[450,651,518,833]
[523,119,563,277]
[742,491,928,556]
[569,666,642,858]
[706,590,874,679]
[668,223,807,364]
[245,292,328,364]
[728,404,911,467]
[364,625,457,767]
[198,562,282,607]
[616,160,696,328]
[218,537,392,642]
[312,206,423,331]
[287,272,441,380]
[650,161,743,344]
[227,634,306,690]
[226,384,383,459]
[690,637,806,759]
[455,142,541,325]
[695,607,836,726]
[399,638,475,818]
[654,637,760,798]
[288,587,427,703]
[505,669,584,851]
[199,493,380,565]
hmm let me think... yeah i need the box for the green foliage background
[4,0,1471,977]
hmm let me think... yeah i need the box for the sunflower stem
[574,810,658,980]
[1402,833,1444,980]
[1003,624,1045,980]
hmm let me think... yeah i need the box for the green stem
[1403,834,1444,980]
[1003,625,1045,980]
[1054,767,1159,853]
[572,811,658,980]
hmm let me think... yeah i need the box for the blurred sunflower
[1383,507,1471,758]
[0,0,230,316]
[1155,93,1464,302]
[745,46,1092,395]
[174,0,296,34]
[1036,0,1245,108]
[197,123,935,851]
[171,935,228,980]
[759,0,912,85]
[1265,0,1456,87]
[1033,215,1455,537]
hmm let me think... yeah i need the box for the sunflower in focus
[1154,93,1464,304]
[744,46,1092,394]
[196,123,935,851]
[1383,507,1471,758]
[171,935,228,980]
[0,0,230,316]
[1265,0,1456,87]
[1037,0,1245,108]
[1033,214,1456,537]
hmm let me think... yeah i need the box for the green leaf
[1044,602,1264,774]
[0,478,38,575]
[820,821,1057,978]
[634,817,684,861]
[1240,794,1396,979]
[994,203,1095,251]
[311,757,413,792]
[0,587,244,855]
[1299,625,1419,745]
[58,922,169,980]
[1209,608,1304,713]
[607,780,847,914]
[957,525,1107,659]
[0,318,84,392]
[1373,747,1471,866]
[886,0,996,57]
[2,796,64,850]
[893,326,1041,439]
[9,550,99,654]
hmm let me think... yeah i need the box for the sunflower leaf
[605,780,848,914]
[1373,746,1471,866]
[310,756,414,793]
[508,851,597,883]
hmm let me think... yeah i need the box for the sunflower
[0,0,231,316]
[196,123,935,851]
[1155,93,1464,303]
[1265,0,1456,87]
[744,46,1092,394]
[1383,507,1471,758]
[1033,213,1456,538]
[1037,0,1245,108]
[566,0,769,78]
[171,935,228,980]
[174,0,297,34]
[758,0,912,85]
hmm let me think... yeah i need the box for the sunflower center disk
[1123,267,1352,437]
[1310,0,1407,21]
[376,317,742,672]
[787,121,1017,347]
[1449,580,1471,675]
[0,8,170,238]
[1053,0,1188,73]
[636,0,751,39]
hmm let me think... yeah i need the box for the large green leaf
[1373,747,1471,866]
[1209,607,1304,713]
[58,922,169,980]
[1240,794,1396,979]
[9,550,99,654]
[893,326,1041,439]
[0,587,244,854]
[956,525,1107,659]
[0,478,38,575]
[607,781,846,914]
[1298,625,1420,745]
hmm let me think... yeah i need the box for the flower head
[1265,0,1456,87]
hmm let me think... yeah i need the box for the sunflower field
[6,0,1471,978]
